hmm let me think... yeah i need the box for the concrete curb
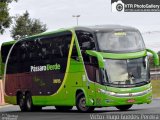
[0,104,12,109]
[153,98,160,100]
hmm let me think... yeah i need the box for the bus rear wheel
[25,93,33,111]
[116,105,132,111]
[17,94,26,111]
[25,93,42,111]
[76,93,94,112]
[55,106,73,111]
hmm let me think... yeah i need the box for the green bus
[1,25,159,112]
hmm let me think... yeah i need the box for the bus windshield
[104,57,150,87]
[96,31,145,52]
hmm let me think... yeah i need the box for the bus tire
[76,92,94,112]
[25,93,33,111]
[17,93,26,112]
[116,105,132,111]
[55,106,73,111]
[25,93,42,111]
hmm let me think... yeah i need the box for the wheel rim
[79,97,88,111]
[26,95,32,110]
[19,97,24,107]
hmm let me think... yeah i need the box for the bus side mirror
[146,49,159,66]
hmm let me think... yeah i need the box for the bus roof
[1,25,138,46]
[74,25,138,32]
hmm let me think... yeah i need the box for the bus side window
[33,33,72,60]
[86,66,101,84]
[76,31,95,51]
[53,34,72,58]
[8,44,19,64]
[62,35,72,58]
[76,31,96,64]
[71,41,78,60]
[1,45,12,63]
[19,41,29,62]
[34,38,42,60]
[33,37,52,61]
[56,36,65,58]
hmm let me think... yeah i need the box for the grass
[151,80,160,98]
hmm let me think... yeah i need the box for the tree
[0,0,17,34]
[11,11,47,40]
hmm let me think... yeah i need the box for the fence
[150,68,160,80]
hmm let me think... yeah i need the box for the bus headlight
[110,92,116,96]
[99,87,152,97]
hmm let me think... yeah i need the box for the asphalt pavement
[0,99,160,120]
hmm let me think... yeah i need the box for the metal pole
[72,15,80,26]
[76,17,78,26]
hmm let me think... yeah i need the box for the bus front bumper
[89,87,152,107]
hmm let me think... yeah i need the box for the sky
[0,0,160,50]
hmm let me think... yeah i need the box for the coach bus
[1,25,159,112]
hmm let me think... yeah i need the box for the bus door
[84,55,104,106]
[84,59,96,106]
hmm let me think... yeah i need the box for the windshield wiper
[135,81,150,85]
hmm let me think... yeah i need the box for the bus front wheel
[76,93,94,112]
[116,105,132,111]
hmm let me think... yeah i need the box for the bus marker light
[127,99,135,103]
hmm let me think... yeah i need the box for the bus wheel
[116,105,132,111]
[55,106,73,111]
[25,93,42,111]
[17,94,26,111]
[25,93,33,111]
[76,93,94,112]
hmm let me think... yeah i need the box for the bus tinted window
[19,41,30,62]
[76,31,95,50]
[18,32,72,62]
[36,34,72,60]
[6,32,72,74]
[1,44,13,63]
[8,44,19,63]
[71,42,78,60]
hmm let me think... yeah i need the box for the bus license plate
[127,99,135,103]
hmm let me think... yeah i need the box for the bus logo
[30,63,61,72]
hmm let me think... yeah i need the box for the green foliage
[0,0,17,34]
[11,11,47,40]
[151,80,160,98]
